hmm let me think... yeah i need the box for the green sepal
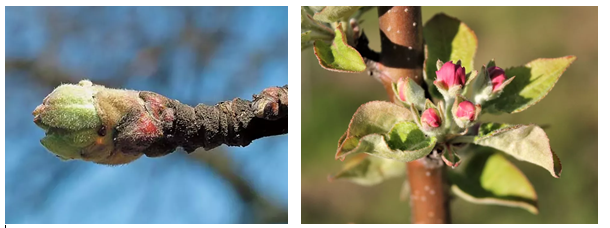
[461,69,478,96]
[442,144,462,168]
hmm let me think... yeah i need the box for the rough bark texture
[376,6,450,224]
[115,85,288,158]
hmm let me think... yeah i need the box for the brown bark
[113,85,288,159]
[377,6,424,99]
[377,6,450,224]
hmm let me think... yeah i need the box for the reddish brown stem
[377,6,450,223]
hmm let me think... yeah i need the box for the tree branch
[117,85,288,158]
[33,80,287,165]
[376,6,450,224]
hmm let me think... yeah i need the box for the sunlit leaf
[483,56,576,114]
[313,24,366,72]
[337,121,436,162]
[450,150,538,214]
[330,154,405,186]
[473,123,562,178]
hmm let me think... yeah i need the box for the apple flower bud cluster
[392,59,514,138]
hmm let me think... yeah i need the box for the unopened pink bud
[421,108,441,128]
[396,78,407,102]
[456,101,476,121]
[435,61,466,89]
[487,66,506,92]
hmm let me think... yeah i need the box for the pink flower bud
[396,77,407,102]
[455,101,476,121]
[487,66,506,92]
[435,61,466,89]
[421,108,441,128]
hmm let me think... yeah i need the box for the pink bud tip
[421,108,441,128]
[456,101,476,121]
[487,66,506,92]
[435,61,466,89]
[396,78,407,102]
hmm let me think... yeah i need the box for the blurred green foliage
[301,6,597,224]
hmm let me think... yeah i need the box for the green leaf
[423,13,478,99]
[343,101,413,139]
[473,123,562,178]
[449,150,538,214]
[313,6,361,23]
[386,121,434,151]
[330,154,405,186]
[337,121,436,162]
[483,56,576,114]
[313,24,366,72]
[302,31,313,50]
[301,7,334,46]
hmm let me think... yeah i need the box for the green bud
[34,80,101,130]
[33,80,144,165]
[33,80,104,160]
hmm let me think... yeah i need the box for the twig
[34,81,287,165]
[117,85,288,158]
[376,6,450,224]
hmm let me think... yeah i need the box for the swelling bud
[488,66,507,92]
[452,96,481,129]
[393,77,426,110]
[421,108,442,128]
[455,101,476,121]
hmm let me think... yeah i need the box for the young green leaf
[473,123,562,178]
[343,101,412,138]
[313,6,361,23]
[337,121,436,162]
[336,101,412,159]
[483,56,576,114]
[329,154,405,186]
[302,31,313,50]
[301,7,334,48]
[423,13,478,99]
[313,24,366,72]
[449,150,538,214]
